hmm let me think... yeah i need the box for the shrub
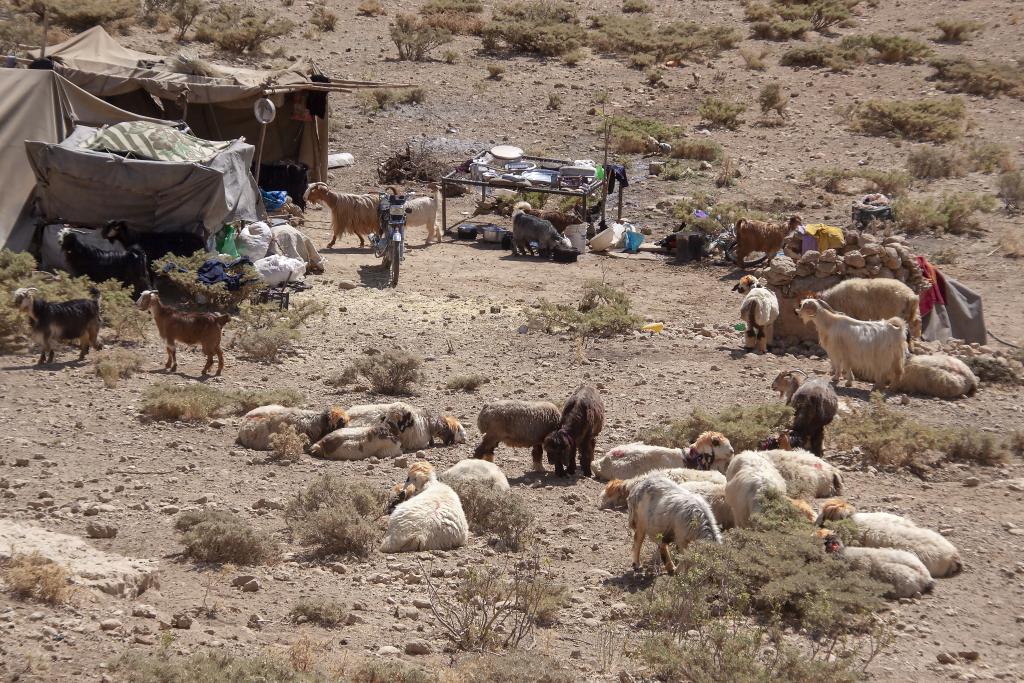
[547,92,562,110]
[738,46,768,70]
[622,0,651,13]
[151,252,263,309]
[357,0,385,17]
[857,169,911,196]
[93,348,143,388]
[343,349,422,394]
[347,660,436,683]
[780,44,864,72]
[641,403,793,453]
[451,483,535,551]
[842,34,932,64]
[2,552,71,605]
[716,157,739,187]
[750,19,812,41]
[999,170,1024,213]
[268,423,309,464]
[360,87,426,112]
[176,509,278,565]
[935,19,982,44]
[850,97,966,142]
[284,475,386,557]
[289,599,347,627]
[0,11,39,54]
[628,52,657,70]
[391,13,451,60]
[894,192,996,235]
[805,167,855,193]
[169,0,204,40]
[232,300,323,362]
[442,49,459,63]
[809,0,852,32]
[483,1,587,57]
[907,145,967,179]
[758,82,788,117]
[588,15,739,64]
[644,67,664,86]
[195,5,293,53]
[967,141,1017,174]
[446,373,488,392]
[48,0,137,31]
[141,383,302,422]
[698,97,746,130]
[311,5,337,31]
[964,355,1024,385]
[533,280,642,339]
[454,656,576,683]
[486,64,506,80]
[929,58,1024,99]
[115,651,321,683]
[421,0,484,35]
[560,48,585,66]
[946,430,1012,466]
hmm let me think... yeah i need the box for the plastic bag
[254,254,305,287]
[237,221,273,261]
[216,225,240,257]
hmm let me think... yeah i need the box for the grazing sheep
[136,290,229,375]
[593,433,734,482]
[732,275,780,354]
[309,408,413,461]
[304,182,378,248]
[347,401,466,451]
[13,287,102,364]
[822,532,934,599]
[60,230,150,296]
[817,499,962,578]
[511,202,568,257]
[818,277,921,341]
[796,298,906,390]
[543,384,605,477]
[893,354,979,399]
[627,475,723,574]
[734,215,799,269]
[382,462,469,553]
[473,400,561,471]
[237,405,349,451]
[100,220,206,263]
[440,459,510,492]
[724,451,787,528]
[599,468,727,513]
[771,370,838,456]
[677,481,734,529]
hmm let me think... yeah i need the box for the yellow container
[642,322,664,333]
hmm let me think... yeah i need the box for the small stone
[99,619,121,631]
[253,498,286,511]
[404,639,432,655]
[346,612,366,625]
[963,477,980,488]
[337,280,358,290]
[160,505,180,515]
[209,420,226,429]
[958,651,980,662]
[377,645,401,656]
[412,598,431,609]
[937,652,958,665]
[241,579,260,592]
[134,634,155,645]
[231,575,258,587]
[86,523,118,539]
[247,614,264,630]
[14,458,29,467]
[132,604,157,618]
[570,649,583,660]
[171,613,192,629]
[394,456,409,469]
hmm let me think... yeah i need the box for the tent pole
[600,120,609,227]
[254,122,268,185]
[40,7,48,58]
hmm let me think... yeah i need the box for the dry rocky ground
[3,0,1024,681]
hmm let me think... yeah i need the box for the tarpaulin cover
[81,121,232,162]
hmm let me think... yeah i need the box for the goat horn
[790,369,808,378]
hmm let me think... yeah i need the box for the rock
[247,614,264,630]
[132,604,157,618]
[231,574,257,587]
[241,579,260,592]
[337,280,358,290]
[798,250,820,265]
[571,649,583,659]
[610,602,631,619]
[819,248,837,263]
[85,523,118,539]
[394,456,409,469]
[99,619,121,631]
[937,652,959,665]
[171,613,192,629]
[404,639,432,655]
[699,160,712,171]
[958,651,980,662]
[649,161,664,175]
[844,250,865,268]
[346,612,366,625]
[252,498,286,511]
[963,477,980,488]
[14,458,29,467]
[378,645,401,656]
[160,505,180,515]
[134,634,156,645]
[412,598,431,609]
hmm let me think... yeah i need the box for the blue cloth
[260,189,288,211]
[196,257,254,291]
[605,164,629,194]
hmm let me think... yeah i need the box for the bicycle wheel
[389,238,401,287]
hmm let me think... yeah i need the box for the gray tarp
[922,276,987,345]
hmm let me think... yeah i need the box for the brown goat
[136,290,229,375]
[524,206,582,235]
[543,384,605,477]
[735,214,800,268]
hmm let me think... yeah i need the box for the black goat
[13,287,102,364]
[59,230,150,296]
[771,370,838,457]
[100,220,206,263]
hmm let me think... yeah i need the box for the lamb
[734,214,799,268]
[822,532,935,599]
[236,405,349,451]
[599,468,727,509]
[346,401,466,452]
[510,202,570,257]
[732,275,780,354]
[627,475,722,574]
[135,290,229,375]
[592,432,734,481]
[304,182,378,248]
[892,354,979,399]
[100,220,206,262]
[59,230,150,296]
[401,184,442,243]
[817,277,921,341]
[724,451,787,528]
[13,287,102,364]
[524,205,583,234]
[473,400,561,471]
[543,384,605,477]
[771,370,838,456]
[308,416,407,461]
[796,298,906,390]
[440,459,510,492]
[816,499,962,578]
[381,462,469,553]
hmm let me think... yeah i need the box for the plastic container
[588,223,624,252]
[641,322,664,333]
[565,223,587,253]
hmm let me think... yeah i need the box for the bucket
[565,224,587,253]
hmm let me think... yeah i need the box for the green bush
[750,18,812,41]
[48,0,137,31]
[284,475,386,557]
[759,82,788,117]
[141,383,302,422]
[698,97,746,130]
[588,15,739,64]
[533,280,642,339]
[841,34,932,64]
[641,402,793,453]
[850,97,966,142]
[449,483,535,551]
[391,13,451,60]
[342,349,422,394]
[446,373,488,392]
[359,88,427,112]
[805,167,855,193]
[622,0,651,12]
[152,252,263,309]
[893,192,996,235]
[929,58,1024,99]
[857,169,911,196]
[231,300,324,362]
[93,348,143,388]
[289,599,347,627]
[482,1,586,57]
[115,651,322,683]
[906,145,967,179]
[999,170,1024,213]
[967,141,1017,174]
[175,509,278,565]
[935,19,983,44]
[195,5,293,52]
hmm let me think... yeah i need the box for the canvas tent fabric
[81,121,232,163]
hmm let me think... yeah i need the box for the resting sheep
[440,459,510,492]
[473,400,561,471]
[304,182,378,248]
[13,287,102,364]
[892,354,979,399]
[592,432,734,481]
[627,475,722,574]
[382,462,469,553]
[543,384,605,477]
[763,448,843,498]
[796,298,906,390]
[817,499,962,578]
[511,202,569,257]
[347,401,466,451]
[732,275,780,354]
[236,405,349,450]
[771,370,838,456]
[817,277,921,341]
[308,408,413,461]
[734,215,799,269]
[724,451,788,528]
[822,532,934,599]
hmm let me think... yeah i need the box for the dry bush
[894,192,996,235]
[195,5,293,53]
[609,117,723,160]
[93,348,143,388]
[588,15,739,64]
[629,52,657,70]
[483,1,586,57]
[446,373,488,392]
[906,145,968,179]
[739,46,768,70]
[486,64,506,79]
[716,157,739,188]
[850,97,966,142]
[857,169,911,196]
[115,651,318,683]
[805,167,855,193]
[758,82,788,117]
[232,300,324,362]
[750,19,812,41]
[421,0,485,35]
[930,58,1024,99]
[175,509,278,565]
[999,170,1024,213]
[967,141,1016,174]
[450,483,535,551]
[343,349,422,394]
[547,92,562,110]
[3,552,71,605]
[151,252,263,309]
[642,402,793,454]
[443,49,459,63]
[534,280,642,339]
[963,355,1024,385]
[141,383,302,422]
[698,97,746,130]
[841,33,932,64]
[268,423,309,464]
[779,43,864,72]
[289,599,347,628]
[935,19,983,44]
[391,13,451,60]
[377,142,447,184]
[46,0,137,31]
[347,660,435,683]
[930,247,959,265]
[0,249,46,352]
[671,194,770,234]
[169,0,204,40]
[311,4,337,31]
[360,87,426,112]
[0,11,39,53]
[454,655,576,683]
[357,0,385,17]
[622,0,651,12]
[560,48,585,66]
[284,475,386,557]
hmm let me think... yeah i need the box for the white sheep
[473,400,562,470]
[892,354,979,399]
[732,275,780,354]
[347,401,467,451]
[758,448,844,498]
[627,475,722,574]
[592,432,734,481]
[381,462,469,553]
[236,405,349,451]
[822,532,934,599]
[796,298,906,390]
[817,499,962,578]
[598,468,726,509]
[818,277,921,340]
[440,459,510,492]
[401,184,442,244]
[724,451,788,528]
[308,424,402,461]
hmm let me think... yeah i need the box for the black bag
[552,246,580,263]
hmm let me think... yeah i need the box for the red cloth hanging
[915,255,946,318]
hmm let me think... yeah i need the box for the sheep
[440,459,510,492]
[734,214,799,269]
[771,370,838,456]
[599,470,729,524]
[821,532,934,599]
[762,448,843,498]
[892,354,979,399]
[304,182,378,248]
[401,184,441,244]
[100,220,206,263]
[381,462,469,553]
[627,475,722,574]
[135,290,228,375]
[309,424,401,461]
[346,401,466,452]
[732,274,780,354]
[473,400,561,471]
[543,384,605,477]
[268,225,325,274]
[511,202,569,257]
[796,298,906,390]
[59,230,150,296]
[817,277,921,341]
[592,432,735,481]
[236,405,349,451]
[724,451,787,528]
[816,499,962,578]
[13,287,102,364]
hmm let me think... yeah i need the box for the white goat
[627,475,722,574]
[382,462,469,553]
[796,298,906,390]
[402,184,441,244]
[724,451,788,528]
[347,401,466,451]
[592,432,734,481]
[732,274,780,354]
[440,459,510,492]
[822,532,935,599]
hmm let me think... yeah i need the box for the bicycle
[371,186,411,287]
